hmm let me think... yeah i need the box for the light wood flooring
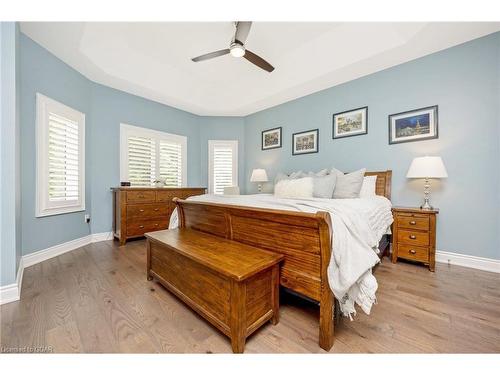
[1,239,499,353]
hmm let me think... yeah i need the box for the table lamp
[250,168,268,193]
[406,156,448,210]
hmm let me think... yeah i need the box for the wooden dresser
[111,187,206,245]
[391,206,438,271]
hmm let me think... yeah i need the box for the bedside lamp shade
[250,168,268,182]
[250,168,268,193]
[406,156,447,210]
[406,156,448,179]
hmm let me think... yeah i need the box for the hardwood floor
[1,239,499,353]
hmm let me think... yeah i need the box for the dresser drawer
[156,190,176,203]
[126,218,169,237]
[397,244,429,262]
[397,229,429,246]
[127,203,170,219]
[126,191,156,203]
[396,215,429,231]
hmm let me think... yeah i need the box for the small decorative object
[261,127,282,150]
[406,156,448,210]
[292,129,319,155]
[332,106,368,139]
[154,178,165,188]
[389,105,438,144]
[120,181,131,187]
[250,168,268,193]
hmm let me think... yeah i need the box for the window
[208,140,238,195]
[120,124,187,187]
[36,93,85,217]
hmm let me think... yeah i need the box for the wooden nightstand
[391,207,438,271]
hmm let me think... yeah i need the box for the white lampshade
[250,168,268,182]
[406,156,448,179]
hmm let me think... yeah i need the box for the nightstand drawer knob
[139,225,144,229]
[409,220,417,225]
[409,235,417,240]
[409,249,417,254]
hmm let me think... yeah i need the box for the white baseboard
[436,250,500,273]
[1,231,113,305]
[0,257,24,305]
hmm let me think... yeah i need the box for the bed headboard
[365,170,392,200]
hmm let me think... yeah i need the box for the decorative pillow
[332,168,366,199]
[359,175,377,198]
[274,172,289,184]
[289,170,304,179]
[274,177,314,199]
[312,174,337,198]
[305,168,329,178]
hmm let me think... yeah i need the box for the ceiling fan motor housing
[230,41,246,57]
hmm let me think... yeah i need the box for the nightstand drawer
[396,215,429,231]
[397,244,429,262]
[397,229,429,246]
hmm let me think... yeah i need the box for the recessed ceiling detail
[20,22,500,116]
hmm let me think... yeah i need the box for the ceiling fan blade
[234,21,252,43]
[244,50,274,72]
[191,49,230,62]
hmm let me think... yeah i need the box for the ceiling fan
[191,22,274,73]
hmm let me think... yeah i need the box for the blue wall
[1,22,21,286]
[89,83,202,234]
[244,32,500,260]
[20,33,92,255]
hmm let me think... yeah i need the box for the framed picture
[261,126,282,150]
[332,106,368,139]
[389,105,438,144]
[292,129,319,155]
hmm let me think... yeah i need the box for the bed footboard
[173,198,335,351]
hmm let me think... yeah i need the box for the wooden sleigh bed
[172,171,392,351]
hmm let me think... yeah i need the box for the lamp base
[420,200,434,210]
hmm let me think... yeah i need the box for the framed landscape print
[261,126,282,150]
[332,106,368,139]
[389,105,438,144]
[292,129,319,155]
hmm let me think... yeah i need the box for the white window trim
[120,123,187,186]
[208,140,238,195]
[36,93,86,217]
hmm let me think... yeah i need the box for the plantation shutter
[159,140,182,187]
[209,141,238,195]
[127,136,157,186]
[47,113,80,202]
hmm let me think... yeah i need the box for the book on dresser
[111,187,206,245]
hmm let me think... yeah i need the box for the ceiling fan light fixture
[230,43,245,58]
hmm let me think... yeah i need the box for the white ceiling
[20,22,500,116]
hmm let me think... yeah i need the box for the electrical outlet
[84,214,90,223]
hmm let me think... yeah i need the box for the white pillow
[359,175,377,198]
[274,177,314,199]
[289,170,304,179]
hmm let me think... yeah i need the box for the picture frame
[332,106,368,139]
[292,129,319,155]
[389,105,438,145]
[261,126,282,150]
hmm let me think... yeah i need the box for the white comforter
[169,194,393,318]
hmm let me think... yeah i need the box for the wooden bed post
[317,212,334,351]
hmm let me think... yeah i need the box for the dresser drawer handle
[409,249,417,255]
[154,208,159,211]
[409,220,416,225]
[409,235,417,240]
[139,225,144,229]
[139,209,144,212]
[138,194,145,199]
[154,224,159,227]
